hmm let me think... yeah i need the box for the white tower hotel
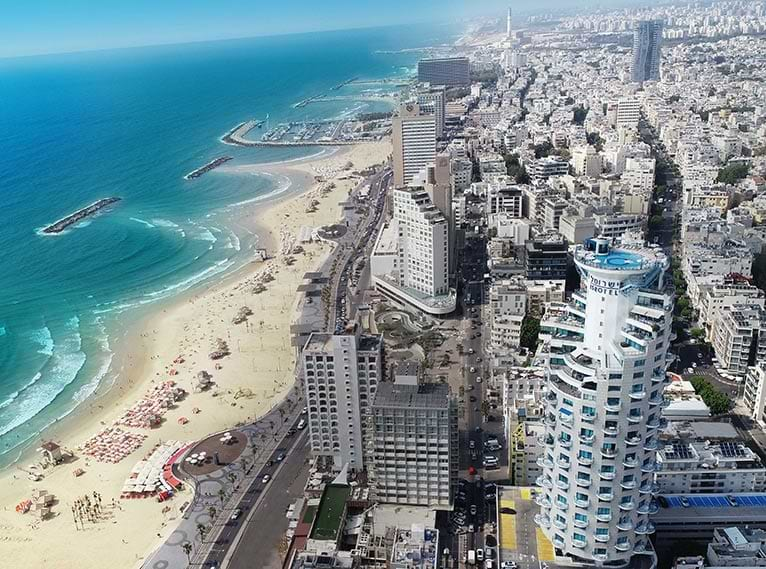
[535,238,673,565]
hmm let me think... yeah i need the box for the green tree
[182,542,193,566]
[572,105,588,125]
[533,142,554,159]
[520,316,541,350]
[649,215,664,228]
[690,328,705,341]
[752,253,766,291]
[716,162,750,185]
[689,376,733,415]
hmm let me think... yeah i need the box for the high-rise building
[392,103,437,187]
[525,237,569,280]
[631,20,663,83]
[417,57,471,87]
[417,85,446,138]
[394,187,449,298]
[535,238,674,564]
[302,327,383,471]
[368,379,458,508]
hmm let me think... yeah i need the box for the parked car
[276,453,286,462]
[230,508,242,521]
[262,474,272,484]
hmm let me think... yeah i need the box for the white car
[475,377,483,383]
[262,474,271,484]
[470,366,477,373]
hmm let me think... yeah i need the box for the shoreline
[0,139,390,569]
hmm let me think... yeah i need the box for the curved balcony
[627,413,644,424]
[555,500,569,512]
[553,535,565,547]
[557,458,571,470]
[560,413,574,426]
[573,518,588,529]
[647,419,661,430]
[596,512,612,522]
[576,477,592,488]
[556,479,570,490]
[650,374,665,384]
[623,457,638,468]
[535,495,552,508]
[639,482,660,494]
[626,436,642,446]
[604,425,619,436]
[599,471,616,481]
[553,517,567,530]
[572,538,587,549]
[598,492,614,502]
[535,514,551,528]
[575,498,589,508]
[579,432,595,443]
[615,541,632,552]
[648,393,664,405]
[619,500,636,511]
[635,522,656,535]
[641,461,658,473]
[545,415,557,427]
[538,457,554,469]
[536,476,553,490]
[643,439,660,451]
[539,435,555,448]
[601,448,618,458]
[546,391,557,402]
[638,501,660,515]
[620,479,637,490]
[595,533,611,543]
[634,541,648,553]
[578,455,594,466]
[583,412,597,423]
[604,401,622,412]
[558,436,573,448]
[617,519,634,531]
[629,389,647,400]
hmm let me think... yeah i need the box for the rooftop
[309,484,351,542]
[373,382,451,410]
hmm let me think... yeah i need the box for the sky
[0,0,635,59]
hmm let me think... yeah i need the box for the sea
[0,24,457,465]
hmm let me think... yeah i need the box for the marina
[183,156,233,180]
[222,117,388,147]
[42,197,121,234]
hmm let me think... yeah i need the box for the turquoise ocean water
[0,24,455,464]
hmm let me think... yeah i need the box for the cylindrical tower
[535,238,673,565]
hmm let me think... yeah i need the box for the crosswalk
[499,499,517,550]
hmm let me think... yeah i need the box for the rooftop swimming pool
[577,249,648,271]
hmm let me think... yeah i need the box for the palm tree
[217,488,227,507]
[182,542,193,566]
[278,408,285,426]
[227,472,237,486]
[240,457,250,473]
[196,522,207,543]
[207,505,217,520]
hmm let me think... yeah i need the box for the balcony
[560,413,574,426]
[601,448,617,458]
[626,436,642,446]
[646,419,661,430]
[536,476,553,490]
[595,533,611,543]
[604,401,622,412]
[623,457,638,468]
[627,413,644,424]
[553,517,567,530]
[616,541,632,552]
[638,501,660,515]
[553,535,565,547]
[579,432,595,444]
[539,435,555,448]
[545,415,557,427]
[641,461,658,473]
[582,411,597,422]
[576,477,592,488]
[617,519,634,531]
[594,554,609,562]
[620,479,637,490]
[535,514,551,528]
[598,492,614,502]
[650,375,665,384]
[629,390,647,400]
[558,436,573,448]
[639,482,660,494]
[575,498,589,508]
[648,393,664,405]
[596,512,612,522]
[619,500,636,511]
[556,479,570,490]
[599,471,616,481]
[634,541,647,553]
[536,495,552,508]
[555,500,568,512]
[635,522,656,535]
[572,538,587,549]
[573,518,588,529]
[604,425,619,436]
[578,455,594,466]
[538,457,554,469]
[557,458,571,470]
[643,439,660,451]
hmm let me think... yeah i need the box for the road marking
[500,499,516,550]
[520,488,532,500]
[536,528,554,561]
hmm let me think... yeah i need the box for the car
[469,348,475,354]
[499,507,516,515]
[286,428,296,436]
[692,362,697,369]
[680,496,690,507]
[230,508,242,521]
[276,453,286,462]
[483,456,498,467]
[262,474,272,484]
[301,407,308,415]
[476,549,484,562]
[266,460,274,467]
[470,504,478,515]
[297,419,306,430]
[686,367,694,374]
[726,495,738,507]
[470,367,477,373]
[476,357,483,362]
[475,377,483,383]
[469,440,476,449]
[501,562,517,569]
[466,385,474,391]
[469,396,477,403]
[485,547,495,559]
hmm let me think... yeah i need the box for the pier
[42,197,121,234]
[184,156,233,180]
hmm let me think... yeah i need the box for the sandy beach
[0,139,390,568]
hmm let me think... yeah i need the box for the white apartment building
[571,145,602,177]
[544,198,569,231]
[535,238,673,564]
[623,157,656,193]
[493,214,532,245]
[368,380,458,508]
[616,98,641,129]
[595,213,646,240]
[487,184,524,217]
[490,278,528,353]
[533,156,569,181]
[560,212,597,244]
[698,284,765,339]
[511,420,546,486]
[395,187,449,298]
[525,280,566,316]
[522,186,563,224]
[744,363,766,426]
[392,103,436,187]
[302,328,383,471]
[711,304,766,376]
[655,440,766,494]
